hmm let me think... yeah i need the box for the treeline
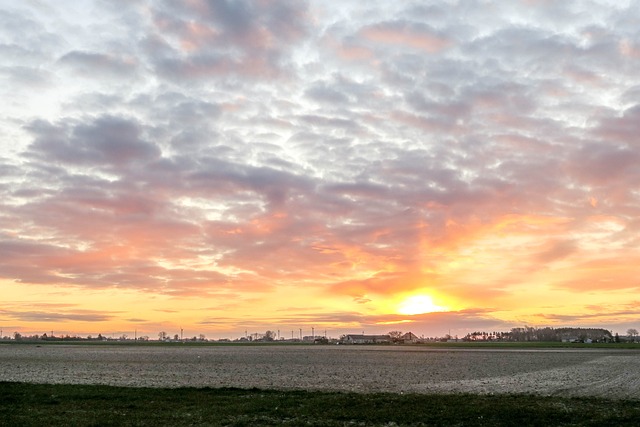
[6,332,159,342]
[463,327,614,343]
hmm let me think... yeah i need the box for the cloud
[359,21,453,53]
[147,0,310,80]
[58,51,139,78]
[535,301,640,325]
[25,116,161,169]
[551,256,640,292]
[1,309,114,323]
[535,240,578,264]
[305,82,351,105]
[596,105,640,146]
[569,143,640,185]
[1,0,640,337]
[0,65,52,89]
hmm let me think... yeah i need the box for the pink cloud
[619,39,640,59]
[359,22,453,53]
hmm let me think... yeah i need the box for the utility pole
[299,328,302,340]
[312,327,314,339]
[181,328,183,341]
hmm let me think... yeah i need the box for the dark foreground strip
[1,381,639,426]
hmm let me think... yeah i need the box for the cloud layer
[1,0,640,336]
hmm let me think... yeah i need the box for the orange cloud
[552,257,640,292]
[329,271,437,298]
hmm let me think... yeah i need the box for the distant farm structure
[2,326,633,345]
[341,334,392,344]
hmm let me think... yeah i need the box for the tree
[627,329,639,341]
[13,332,22,340]
[263,330,276,341]
[158,331,167,341]
[388,331,403,341]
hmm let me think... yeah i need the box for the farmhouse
[342,334,391,344]
[400,332,420,343]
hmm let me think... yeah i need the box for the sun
[397,295,447,315]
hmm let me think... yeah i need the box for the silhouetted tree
[388,331,403,341]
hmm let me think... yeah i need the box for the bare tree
[388,331,403,342]
[627,328,639,341]
[158,331,167,341]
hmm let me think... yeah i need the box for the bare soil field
[1,344,639,399]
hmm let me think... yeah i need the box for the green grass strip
[2,381,640,426]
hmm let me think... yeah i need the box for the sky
[1,0,640,340]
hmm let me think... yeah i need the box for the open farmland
[2,344,640,399]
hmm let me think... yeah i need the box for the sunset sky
[2,0,640,339]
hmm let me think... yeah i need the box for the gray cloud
[58,51,138,78]
[147,0,310,81]
[25,116,161,169]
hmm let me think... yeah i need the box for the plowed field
[2,344,638,399]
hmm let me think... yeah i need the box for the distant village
[3,326,639,344]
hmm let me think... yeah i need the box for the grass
[2,382,640,426]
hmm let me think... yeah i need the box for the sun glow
[397,295,447,315]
